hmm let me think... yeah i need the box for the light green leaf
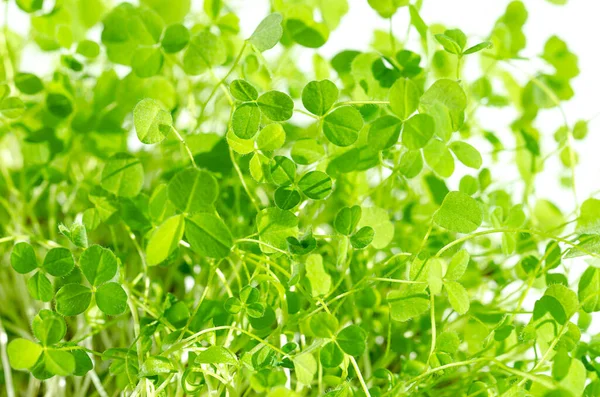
[293,353,317,386]
[419,79,467,132]
[306,254,331,297]
[134,98,172,144]
[334,206,362,236]
[101,153,144,198]
[576,198,600,235]
[232,103,261,139]
[256,208,298,254]
[185,213,233,258]
[195,346,237,365]
[310,312,339,338]
[298,171,332,200]
[291,139,325,165]
[356,207,394,249]
[0,97,25,118]
[256,123,286,151]
[444,281,470,314]
[8,338,42,370]
[230,79,258,102]
[389,78,420,120]
[182,31,226,75]
[141,356,175,377]
[167,168,218,214]
[463,41,492,55]
[368,115,402,151]
[302,79,339,116]
[434,191,482,233]
[44,349,75,376]
[80,244,118,286]
[402,113,435,150]
[579,267,600,313]
[428,258,443,295]
[323,106,363,147]
[350,227,374,249]
[132,46,163,78]
[146,215,185,266]
[257,91,294,121]
[449,141,482,169]
[424,139,455,177]
[248,13,283,52]
[32,309,66,346]
[161,23,189,53]
[286,19,329,48]
[446,249,469,280]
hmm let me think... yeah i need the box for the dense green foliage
[0,0,597,396]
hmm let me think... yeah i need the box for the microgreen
[0,0,597,396]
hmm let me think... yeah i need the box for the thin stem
[229,147,260,212]
[171,127,197,168]
[348,355,371,397]
[427,293,436,366]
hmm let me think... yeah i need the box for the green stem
[171,127,197,168]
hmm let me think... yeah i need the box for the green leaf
[101,153,144,198]
[444,281,470,314]
[232,103,261,139]
[146,215,185,266]
[32,310,66,347]
[576,198,600,235]
[44,349,76,376]
[248,13,283,52]
[43,247,75,277]
[195,346,237,365]
[15,72,44,95]
[8,339,43,370]
[71,349,93,376]
[334,206,362,236]
[356,207,394,249]
[579,267,600,313]
[310,312,339,338]
[27,271,53,302]
[320,342,344,368]
[286,19,329,48]
[424,139,455,177]
[76,40,100,58]
[398,150,423,178]
[0,97,26,118]
[449,141,482,169]
[161,23,190,53]
[389,78,420,120]
[185,213,233,258]
[257,91,294,121]
[323,106,363,147]
[291,139,325,165]
[446,249,469,280]
[11,242,38,274]
[437,331,460,354]
[368,115,402,151]
[96,282,128,316]
[168,168,218,214]
[182,31,226,75]
[302,79,339,116]
[428,258,443,295]
[298,171,332,200]
[305,254,331,297]
[269,156,296,186]
[80,244,118,286]
[256,123,286,151]
[274,186,301,210]
[46,93,73,118]
[402,114,435,150]
[336,325,367,356]
[256,208,298,254]
[132,46,164,78]
[230,79,258,102]
[56,284,93,316]
[463,41,492,55]
[350,227,374,249]
[419,79,467,132]
[293,353,317,386]
[434,191,482,233]
[435,34,462,55]
[134,98,173,144]
[141,356,175,377]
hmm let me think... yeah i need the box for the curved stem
[171,127,197,168]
